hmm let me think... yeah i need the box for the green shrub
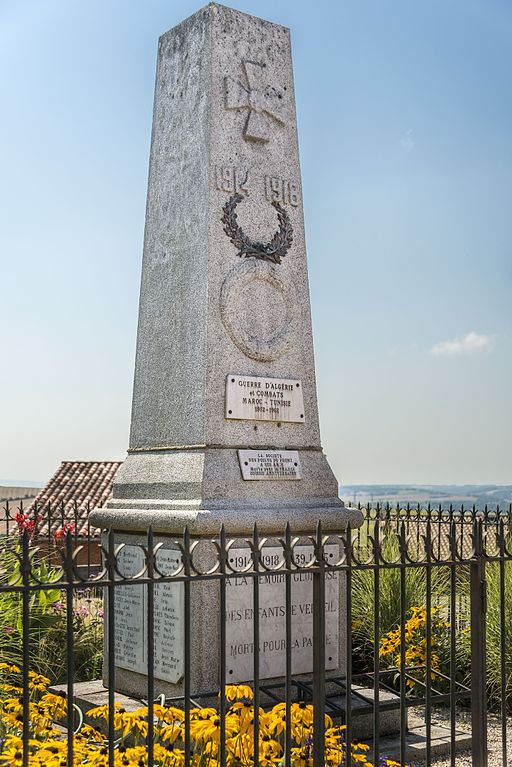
[484,560,512,710]
[37,591,104,683]
[454,558,512,713]
[0,543,62,670]
[350,527,452,674]
[0,537,103,683]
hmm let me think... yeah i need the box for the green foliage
[351,524,512,713]
[0,537,103,684]
[484,560,512,711]
[0,543,62,669]
[350,527,451,674]
[454,558,512,713]
[37,594,104,683]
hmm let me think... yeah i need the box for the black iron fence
[0,503,511,766]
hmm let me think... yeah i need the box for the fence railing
[0,503,510,766]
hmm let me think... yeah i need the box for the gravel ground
[408,707,512,766]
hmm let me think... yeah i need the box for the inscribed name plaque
[238,450,302,480]
[114,544,184,683]
[226,545,339,681]
[226,375,305,423]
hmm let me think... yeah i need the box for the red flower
[14,512,40,538]
[55,521,76,541]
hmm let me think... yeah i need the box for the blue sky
[1,0,510,486]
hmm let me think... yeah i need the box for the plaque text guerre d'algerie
[226,374,305,423]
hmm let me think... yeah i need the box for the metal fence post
[470,519,488,767]
[21,530,30,767]
[313,522,325,767]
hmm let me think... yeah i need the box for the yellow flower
[190,710,239,743]
[39,692,67,720]
[229,701,268,736]
[267,704,288,736]
[153,742,185,766]
[116,707,148,739]
[160,721,184,743]
[77,723,106,743]
[224,684,254,701]
[153,704,184,724]
[290,745,313,767]
[28,672,51,693]
[0,662,21,675]
[0,679,409,767]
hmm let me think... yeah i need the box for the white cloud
[429,332,492,357]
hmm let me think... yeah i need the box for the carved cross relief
[224,60,286,143]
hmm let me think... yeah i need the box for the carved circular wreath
[221,193,293,265]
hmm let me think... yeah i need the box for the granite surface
[127,1,321,452]
[98,530,350,700]
[90,3,362,701]
[89,2,357,533]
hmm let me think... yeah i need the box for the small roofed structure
[22,461,123,567]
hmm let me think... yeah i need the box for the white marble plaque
[238,450,302,480]
[114,545,184,683]
[226,375,305,423]
[226,545,339,681]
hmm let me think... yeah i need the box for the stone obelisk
[91,3,360,698]
[92,4,358,536]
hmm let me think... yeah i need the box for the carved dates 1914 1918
[221,193,293,266]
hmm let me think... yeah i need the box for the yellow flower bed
[0,665,401,766]
[379,606,450,692]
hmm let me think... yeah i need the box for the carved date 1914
[215,166,250,195]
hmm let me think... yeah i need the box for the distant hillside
[340,484,512,509]
[0,485,42,504]
[0,480,43,489]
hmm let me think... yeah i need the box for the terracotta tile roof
[26,461,122,538]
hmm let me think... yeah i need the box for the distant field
[340,484,512,509]
[0,487,41,535]
[0,486,41,503]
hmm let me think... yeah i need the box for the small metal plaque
[238,450,302,480]
[226,375,305,423]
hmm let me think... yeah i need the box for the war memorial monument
[91,2,361,699]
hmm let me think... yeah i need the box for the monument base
[91,497,360,699]
[91,447,362,535]
[89,444,361,698]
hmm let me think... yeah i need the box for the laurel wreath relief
[221,193,293,265]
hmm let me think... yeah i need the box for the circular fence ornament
[220,259,296,362]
